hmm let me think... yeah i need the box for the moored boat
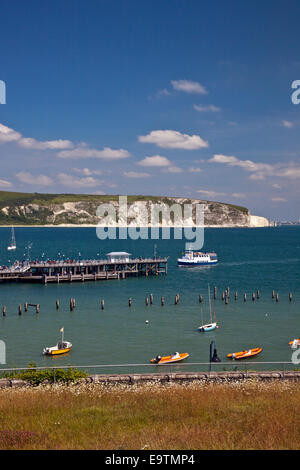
[178,249,217,267]
[289,338,300,349]
[7,227,16,251]
[226,347,262,360]
[198,285,218,332]
[198,322,218,332]
[150,352,189,365]
[43,327,72,356]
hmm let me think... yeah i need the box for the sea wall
[1,371,300,388]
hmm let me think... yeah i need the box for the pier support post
[150,294,153,305]
[2,306,6,317]
[24,302,28,312]
[101,299,104,310]
[18,305,22,316]
[56,299,59,310]
[199,294,203,303]
[145,297,149,306]
[244,293,247,302]
[36,304,40,314]
[272,290,275,299]
[276,293,279,302]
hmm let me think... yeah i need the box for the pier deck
[0,257,168,284]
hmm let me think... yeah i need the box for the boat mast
[208,284,212,323]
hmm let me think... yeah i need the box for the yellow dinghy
[43,327,72,356]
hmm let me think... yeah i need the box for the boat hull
[150,353,189,365]
[227,348,262,360]
[43,341,72,356]
[178,260,217,266]
[198,322,218,332]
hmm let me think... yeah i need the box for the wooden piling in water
[272,290,275,299]
[257,290,260,299]
[161,296,165,306]
[244,293,247,302]
[36,304,40,314]
[289,292,293,302]
[199,294,203,303]
[276,293,279,302]
[234,292,238,300]
[56,299,59,309]
[174,294,179,305]
[150,294,153,305]
[128,298,132,307]
[252,293,255,301]
[18,305,22,316]
[221,292,225,301]
[24,302,28,312]
[145,297,149,306]
[101,299,104,310]
[214,286,217,300]
[2,306,6,317]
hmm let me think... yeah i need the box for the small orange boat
[289,338,300,349]
[150,352,189,365]
[227,347,262,360]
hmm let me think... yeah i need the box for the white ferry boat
[177,250,218,267]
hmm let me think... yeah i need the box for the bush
[3,363,88,385]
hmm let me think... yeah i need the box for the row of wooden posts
[215,287,293,304]
[1,288,294,316]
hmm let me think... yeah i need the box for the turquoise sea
[0,226,299,373]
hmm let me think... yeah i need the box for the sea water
[0,226,299,373]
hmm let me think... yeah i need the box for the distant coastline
[0,190,270,228]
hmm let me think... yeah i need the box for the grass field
[0,380,299,450]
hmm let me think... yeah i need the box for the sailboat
[7,227,16,251]
[198,285,218,332]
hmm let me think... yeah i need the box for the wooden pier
[0,255,168,284]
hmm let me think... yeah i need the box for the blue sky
[0,0,300,220]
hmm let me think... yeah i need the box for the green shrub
[3,363,88,385]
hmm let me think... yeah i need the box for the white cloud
[0,122,74,150]
[138,130,209,150]
[0,123,21,143]
[57,146,130,160]
[138,155,172,167]
[73,167,102,176]
[15,171,53,186]
[123,171,151,178]
[171,80,208,94]
[19,137,73,150]
[282,120,294,128]
[196,189,226,198]
[0,178,12,187]
[163,166,183,173]
[57,173,101,188]
[188,167,203,173]
[210,153,300,181]
[231,193,246,198]
[270,197,287,202]
[194,104,221,112]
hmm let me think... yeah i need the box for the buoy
[145,320,149,324]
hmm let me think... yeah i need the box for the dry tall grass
[0,380,299,450]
